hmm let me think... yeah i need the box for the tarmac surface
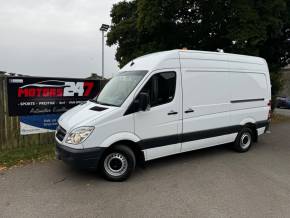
[276,108,290,117]
[1,122,290,218]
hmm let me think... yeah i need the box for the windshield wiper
[97,102,118,107]
[89,98,118,107]
[90,100,118,107]
[89,99,98,103]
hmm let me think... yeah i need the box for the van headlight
[66,127,94,145]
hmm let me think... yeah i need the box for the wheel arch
[109,140,145,166]
[243,122,258,142]
[239,118,258,142]
[98,132,145,166]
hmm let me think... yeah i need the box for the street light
[100,24,110,80]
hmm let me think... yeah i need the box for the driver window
[140,71,176,107]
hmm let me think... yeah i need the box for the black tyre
[233,127,254,153]
[101,145,136,181]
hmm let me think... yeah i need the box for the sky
[0,0,121,78]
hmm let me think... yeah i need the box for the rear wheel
[233,127,253,152]
[101,145,136,181]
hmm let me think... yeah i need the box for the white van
[55,50,271,181]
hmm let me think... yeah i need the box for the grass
[0,144,55,169]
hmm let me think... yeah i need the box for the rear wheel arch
[244,122,258,142]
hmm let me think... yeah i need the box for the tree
[106,1,139,67]
[107,0,290,95]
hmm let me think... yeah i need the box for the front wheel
[233,127,253,153]
[101,145,136,181]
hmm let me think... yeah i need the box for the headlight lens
[66,127,94,144]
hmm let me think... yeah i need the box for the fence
[0,76,55,150]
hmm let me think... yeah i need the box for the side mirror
[138,92,150,111]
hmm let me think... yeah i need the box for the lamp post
[100,24,110,80]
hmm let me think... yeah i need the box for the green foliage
[107,0,290,94]
[106,1,139,67]
[0,144,55,167]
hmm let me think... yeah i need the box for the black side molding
[231,98,265,103]
[138,120,269,150]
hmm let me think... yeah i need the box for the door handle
[184,108,194,113]
[168,110,178,115]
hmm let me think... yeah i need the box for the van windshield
[95,71,148,107]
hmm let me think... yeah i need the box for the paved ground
[275,108,290,117]
[1,122,290,218]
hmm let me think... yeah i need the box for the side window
[140,71,176,107]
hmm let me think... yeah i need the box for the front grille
[56,125,66,142]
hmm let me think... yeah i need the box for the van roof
[120,49,267,72]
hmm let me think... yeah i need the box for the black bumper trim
[56,143,105,169]
[256,120,269,129]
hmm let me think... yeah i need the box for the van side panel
[228,60,270,132]
[230,72,268,102]
[179,52,270,154]
[180,56,232,152]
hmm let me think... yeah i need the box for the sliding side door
[181,69,233,152]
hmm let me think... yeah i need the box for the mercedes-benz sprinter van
[56,50,271,181]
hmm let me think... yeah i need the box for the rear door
[134,70,182,160]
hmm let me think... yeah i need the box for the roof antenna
[130,61,135,66]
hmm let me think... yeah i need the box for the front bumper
[56,143,105,169]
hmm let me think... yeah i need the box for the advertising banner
[7,77,101,116]
[20,114,61,135]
